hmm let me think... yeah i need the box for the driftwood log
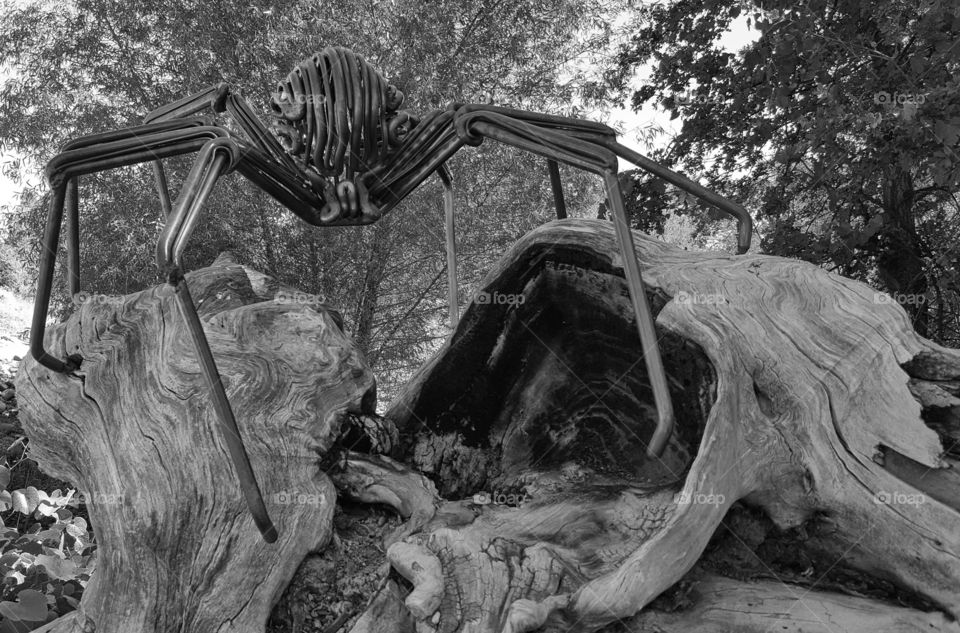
[16,219,960,632]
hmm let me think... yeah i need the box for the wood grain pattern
[15,215,960,633]
[379,218,960,632]
[17,253,377,633]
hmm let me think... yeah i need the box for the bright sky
[608,15,757,167]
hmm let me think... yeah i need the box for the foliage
[0,0,619,399]
[0,452,96,632]
[613,0,960,344]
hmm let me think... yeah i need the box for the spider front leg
[155,137,279,542]
[31,121,226,371]
[30,125,279,542]
[144,83,300,217]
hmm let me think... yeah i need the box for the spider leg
[31,125,278,543]
[437,164,459,328]
[32,122,229,372]
[156,137,281,543]
[143,84,300,218]
[455,110,674,459]
[605,140,753,253]
[219,91,301,173]
[457,105,753,252]
[143,86,232,217]
[546,159,567,219]
[50,119,213,296]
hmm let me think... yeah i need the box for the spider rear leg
[437,164,459,328]
[546,159,567,219]
[457,104,753,252]
[55,119,213,306]
[457,112,675,458]
[604,140,752,253]
[31,121,227,372]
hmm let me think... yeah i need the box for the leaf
[0,589,48,623]
[0,467,10,490]
[34,502,59,518]
[12,541,42,556]
[10,488,40,516]
[34,554,78,581]
[934,120,960,146]
[909,54,926,75]
[9,491,28,515]
[858,215,885,244]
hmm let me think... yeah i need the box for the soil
[267,501,399,633]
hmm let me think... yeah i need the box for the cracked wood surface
[17,253,376,633]
[378,218,960,632]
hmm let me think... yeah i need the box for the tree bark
[374,218,960,632]
[15,219,960,633]
[16,253,377,633]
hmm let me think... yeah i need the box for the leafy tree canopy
[613,0,960,342]
[0,0,620,397]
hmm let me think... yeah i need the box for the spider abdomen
[270,46,409,182]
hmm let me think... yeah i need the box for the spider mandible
[29,46,752,543]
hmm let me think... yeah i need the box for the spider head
[270,81,307,157]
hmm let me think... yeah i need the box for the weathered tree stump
[15,219,960,633]
[366,218,960,632]
[16,253,378,632]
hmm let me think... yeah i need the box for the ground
[267,503,399,633]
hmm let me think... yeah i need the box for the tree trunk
[15,253,377,633]
[15,220,960,632]
[877,165,928,336]
[373,217,960,632]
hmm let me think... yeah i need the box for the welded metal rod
[547,159,567,219]
[438,165,458,329]
[173,276,278,543]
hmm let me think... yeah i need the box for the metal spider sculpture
[30,46,752,543]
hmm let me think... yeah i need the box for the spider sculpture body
[30,46,752,542]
